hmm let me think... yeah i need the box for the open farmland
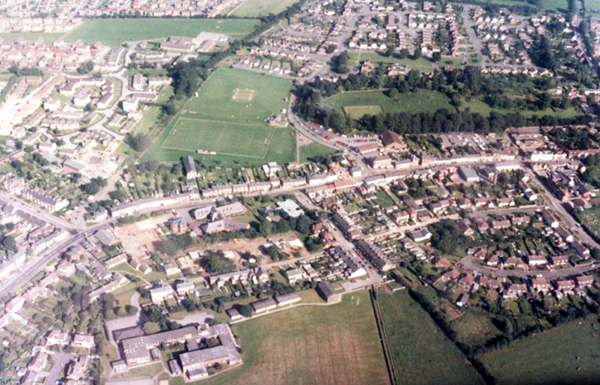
[181,290,389,385]
[478,317,600,385]
[144,67,295,165]
[377,290,485,385]
[230,0,301,17]
[325,89,454,119]
[63,18,259,46]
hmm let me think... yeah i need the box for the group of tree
[80,177,108,195]
[293,66,592,136]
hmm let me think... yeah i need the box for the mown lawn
[230,0,300,17]
[176,290,389,385]
[299,142,337,162]
[325,89,454,119]
[378,290,485,385]
[348,52,434,71]
[460,98,582,118]
[478,317,600,385]
[63,18,260,45]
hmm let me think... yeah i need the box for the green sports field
[325,89,454,119]
[63,18,260,46]
[378,290,485,385]
[230,0,300,17]
[478,317,600,385]
[144,67,296,166]
[182,67,292,123]
[187,290,390,385]
[162,119,275,158]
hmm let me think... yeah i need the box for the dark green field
[378,290,485,385]
[478,317,600,385]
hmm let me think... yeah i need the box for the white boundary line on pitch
[161,122,278,160]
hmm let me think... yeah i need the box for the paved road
[461,254,599,279]
[0,191,79,231]
[525,167,600,249]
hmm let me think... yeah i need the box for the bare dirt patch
[114,215,170,259]
[232,88,256,102]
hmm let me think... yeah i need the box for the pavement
[44,352,75,385]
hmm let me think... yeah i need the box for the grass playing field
[377,290,485,385]
[182,290,389,385]
[143,67,296,166]
[182,67,292,123]
[325,89,454,119]
[63,18,260,46]
[478,317,600,385]
[162,119,275,158]
[230,0,301,17]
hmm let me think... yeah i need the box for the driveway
[44,352,74,385]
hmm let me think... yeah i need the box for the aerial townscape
[1,0,600,384]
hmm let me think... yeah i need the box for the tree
[238,305,254,318]
[143,321,161,334]
[126,133,152,152]
[125,305,138,316]
[1,236,16,252]
[431,52,442,62]
[77,61,94,74]
[295,215,311,235]
[259,217,273,237]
